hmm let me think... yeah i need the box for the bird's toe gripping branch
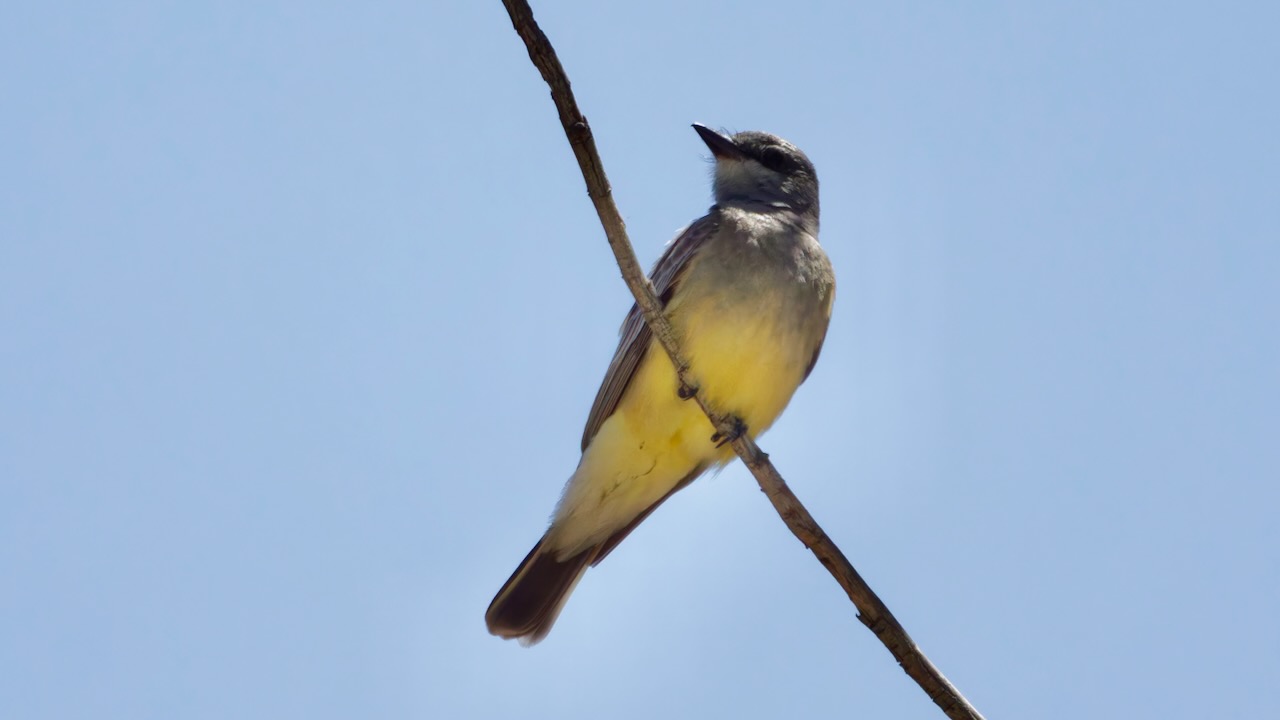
[711,416,748,448]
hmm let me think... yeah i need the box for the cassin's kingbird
[485,124,834,644]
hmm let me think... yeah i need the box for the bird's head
[693,123,819,224]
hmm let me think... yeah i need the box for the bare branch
[498,2,986,718]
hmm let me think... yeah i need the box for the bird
[485,124,835,645]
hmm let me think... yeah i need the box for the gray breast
[693,209,832,332]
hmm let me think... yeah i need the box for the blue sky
[3,1,1277,718]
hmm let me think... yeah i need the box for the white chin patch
[715,158,774,197]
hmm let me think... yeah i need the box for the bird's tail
[485,536,599,645]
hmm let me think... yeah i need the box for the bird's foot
[711,417,748,448]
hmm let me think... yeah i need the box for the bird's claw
[711,417,748,448]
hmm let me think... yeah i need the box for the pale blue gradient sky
[3,2,1277,718]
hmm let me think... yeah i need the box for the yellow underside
[548,292,812,557]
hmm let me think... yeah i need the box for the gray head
[693,124,819,225]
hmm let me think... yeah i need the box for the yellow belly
[547,297,810,557]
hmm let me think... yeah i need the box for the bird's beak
[693,123,742,160]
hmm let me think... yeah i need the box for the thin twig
[498,2,986,718]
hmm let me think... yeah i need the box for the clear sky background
[3,1,1277,718]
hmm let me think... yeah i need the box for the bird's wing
[580,213,719,450]
[802,282,836,383]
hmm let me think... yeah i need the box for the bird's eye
[760,147,788,172]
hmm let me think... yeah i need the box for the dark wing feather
[589,461,706,565]
[580,213,720,450]
[801,285,836,383]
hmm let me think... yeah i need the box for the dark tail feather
[486,466,708,645]
[485,536,598,645]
